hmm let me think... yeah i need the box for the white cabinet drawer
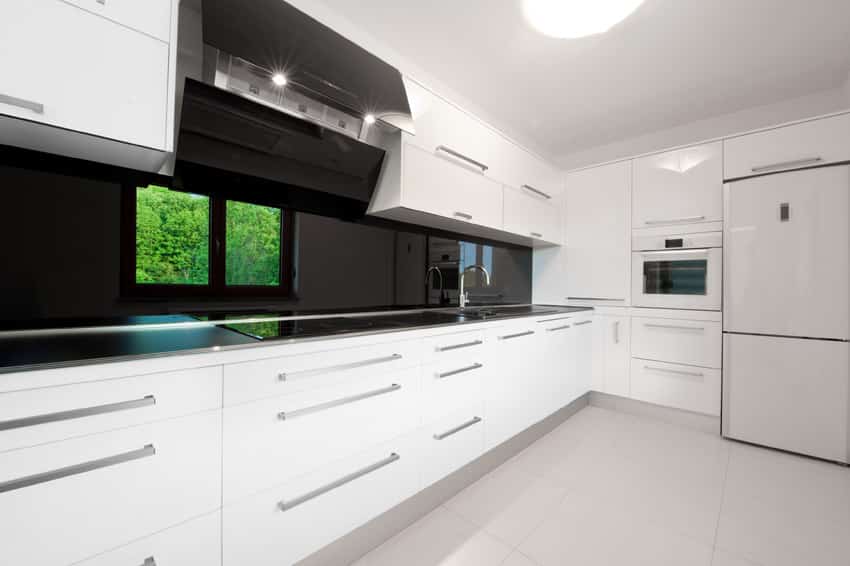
[223,339,421,406]
[724,113,850,180]
[631,316,721,368]
[223,368,420,502]
[503,184,562,244]
[420,406,485,488]
[0,366,221,453]
[0,0,169,150]
[75,511,221,566]
[0,411,221,566]
[223,432,421,566]
[421,356,486,424]
[63,0,173,42]
[422,329,488,364]
[630,359,720,416]
[633,142,723,228]
[402,142,504,230]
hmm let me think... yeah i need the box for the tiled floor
[353,407,850,566]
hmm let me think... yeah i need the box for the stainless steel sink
[437,306,562,320]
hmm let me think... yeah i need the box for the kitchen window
[121,185,294,297]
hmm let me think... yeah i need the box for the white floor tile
[710,548,762,566]
[501,551,539,566]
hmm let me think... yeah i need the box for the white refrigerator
[722,165,850,463]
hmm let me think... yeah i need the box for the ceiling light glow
[522,0,644,39]
[364,114,377,125]
[271,73,288,87]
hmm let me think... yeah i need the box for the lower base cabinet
[75,512,222,566]
[630,359,721,416]
[420,404,485,487]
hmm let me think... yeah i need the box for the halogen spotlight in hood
[522,0,644,39]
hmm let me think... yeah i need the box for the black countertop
[0,305,592,374]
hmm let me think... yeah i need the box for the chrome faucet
[425,265,444,303]
[459,264,491,309]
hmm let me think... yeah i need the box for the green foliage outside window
[226,200,282,286]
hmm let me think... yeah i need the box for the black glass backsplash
[0,164,532,324]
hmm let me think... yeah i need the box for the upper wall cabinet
[632,142,723,229]
[724,113,850,180]
[563,161,632,304]
[0,0,177,172]
[368,78,562,246]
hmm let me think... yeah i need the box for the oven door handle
[639,248,711,257]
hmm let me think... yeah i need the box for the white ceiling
[318,0,850,163]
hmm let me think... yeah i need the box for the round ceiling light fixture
[522,0,644,39]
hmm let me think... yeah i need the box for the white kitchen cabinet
[591,314,631,397]
[75,511,221,566]
[630,359,721,416]
[503,184,562,245]
[0,0,172,157]
[632,316,721,369]
[420,404,485,487]
[633,142,723,228]
[724,112,850,180]
[0,411,221,566]
[563,161,632,305]
[538,315,578,414]
[63,0,173,42]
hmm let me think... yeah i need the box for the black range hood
[173,0,413,219]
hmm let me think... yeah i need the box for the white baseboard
[589,391,720,434]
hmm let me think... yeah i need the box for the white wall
[557,86,850,171]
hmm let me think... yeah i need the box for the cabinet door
[0,0,169,150]
[503,185,562,244]
[63,0,173,42]
[573,318,594,400]
[633,142,722,228]
[564,161,632,304]
[603,316,631,397]
[402,142,503,230]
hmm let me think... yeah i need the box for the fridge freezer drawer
[722,333,850,463]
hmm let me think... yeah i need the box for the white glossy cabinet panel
[564,161,632,304]
[592,315,631,397]
[632,317,722,369]
[724,165,850,340]
[724,113,850,180]
[0,0,170,150]
[420,405,485,487]
[0,411,221,566]
[633,142,723,228]
[76,512,221,566]
[503,185,562,245]
[724,334,849,463]
[538,316,578,415]
[63,0,173,42]
[630,359,721,416]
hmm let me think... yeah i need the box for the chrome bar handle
[614,321,620,344]
[498,330,535,340]
[536,316,573,323]
[751,157,822,173]
[278,453,400,511]
[530,232,543,238]
[0,395,156,432]
[436,339,483,352]
[141,558,156,566]
[436,145,489,172]
[644,323,705,331]
[453,211,473,221]
[278,354,401,381]
[521,184,552,199]
[643,215,706,225]
[574,320,592,326]
[567,297,623,302]
[644,365,704,378]
[0,93,44,114]
[433,416,482,440]
[546,325,572,332]
[278,384,401,421]
[437,363,483,379]
[0,445,155,494]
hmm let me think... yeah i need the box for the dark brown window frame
[120,185,295,298]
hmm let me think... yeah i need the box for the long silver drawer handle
[278,354,402,381]
[521,184,552,199]
[436,145,489,172]
[644,215,706,225]
[278,453,400,511]
[499,330,535,340]
[614,320,620,344]
[0,93,44,114]
[434,416,482,440]
[640,248,709,257]
[141,558,156,566]
[453,211,473,220]
[436,339,483,352]
[0,445,155,494]
[536,316,573,323]
[546,325,572,332]
[644,365,704,378]
[437,363,483,379]
[278,384,401,421]
[574,320,592,326]
[0,395,156,432]
[751,157,822,173]
[530,232,543,238]
[567,297,623,301]
[644,323,705,331]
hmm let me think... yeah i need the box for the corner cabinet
[0,0,178,172]
[368,78,562,247]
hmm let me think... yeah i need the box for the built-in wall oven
[632,231,722,310]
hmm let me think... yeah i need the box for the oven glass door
[643,258,708,295]
[632,248,721,310]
